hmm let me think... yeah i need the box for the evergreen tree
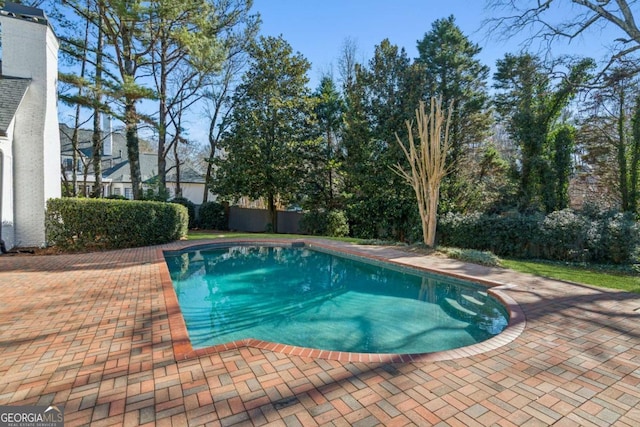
[213,36,317,232]
[306,76,345,211]
[416,16,491,211]
[343,39,422,240]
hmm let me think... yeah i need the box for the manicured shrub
[198,202,228,230]
[326,210,349,237]
[437,212,544,258]
[539,209,589,261]
[46,198,188,250]
[437,209,639,264]
[170,197,197,228]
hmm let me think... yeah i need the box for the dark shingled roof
[0,76,30,137]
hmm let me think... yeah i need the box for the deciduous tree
[393,97,454,247]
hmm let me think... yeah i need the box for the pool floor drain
[273,396,299,409]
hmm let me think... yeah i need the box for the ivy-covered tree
[548,124,576,210]
[213,35,318,232]
[494,53,593,212]
[579,69,640,213]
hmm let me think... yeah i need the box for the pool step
[444,297,477,318]
[461,294,485,307]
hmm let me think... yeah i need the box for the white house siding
[0,134,15,249]
[168,182,215,205]
[0,12,61,247]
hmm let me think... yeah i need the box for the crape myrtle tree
[493,53,594,212]
[416,16,492,212]
[393,97,454,247]
[213,35,318,232]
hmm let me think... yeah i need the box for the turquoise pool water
[164,244,509,354]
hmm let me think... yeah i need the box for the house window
[113,188,121,196]
[124,187,133,200]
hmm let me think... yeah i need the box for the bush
[437,209,639,264]
[170,197,197,228]
[437,247,502,267]
[539,209,589,261]
[586,211,640,264]
[437,212,544,258]
[198,202,228,230]
[326,210,349,237]
[46,198,188,250]
[300,210,326,235]
[300,209,349,237]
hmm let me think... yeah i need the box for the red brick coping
[158,239,525,363]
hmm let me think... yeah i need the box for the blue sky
[252,0,616,88]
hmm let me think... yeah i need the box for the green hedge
[300,209,349,237]
[437,209,639,264]
[170,197,197,228]
[46,198,188,250]
[198,202,228,230]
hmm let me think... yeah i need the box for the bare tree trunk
[392,97,453,247]
[268,193,278,233]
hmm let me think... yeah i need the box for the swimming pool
[164,243,509,354]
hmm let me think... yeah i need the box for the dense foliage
[438,209,639,264]
[45,198,188,250]
[198,202,229,230]
[170,197,197,228]
[213,35,317,233]
[27,1,640,261]
[300,210,349,237]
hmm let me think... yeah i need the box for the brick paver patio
[0,238,639,426]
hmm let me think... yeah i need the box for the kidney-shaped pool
[164,243,509,354]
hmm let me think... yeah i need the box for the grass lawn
[187,231,639,294]
[187,230,361,243]
[501,259,640,294]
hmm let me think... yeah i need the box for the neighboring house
[0,3,61,250]
[59,123,215,204]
